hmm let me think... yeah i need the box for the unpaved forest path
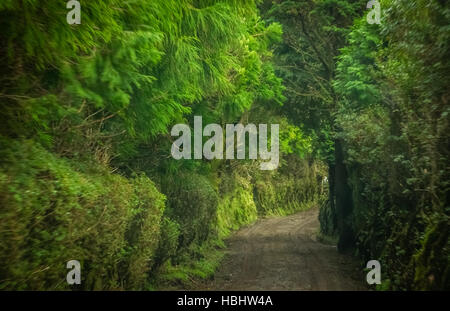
[203,208,366,290]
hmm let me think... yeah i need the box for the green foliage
[122,174,166,289]
[0,137,165,290]
[0,0,122,69]
[254,156,325,215]
[279,118,313,158]
[150,241,225,289]
[261,0,367,162]
[153,217,181,269]
[411,218,450,290]
[216,173,258,239]
[331,0,450,290]
[333,18,382,109]
[160,172,218,259]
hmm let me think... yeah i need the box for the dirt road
[204,208,366,290]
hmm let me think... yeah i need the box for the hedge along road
[202,207,367,290]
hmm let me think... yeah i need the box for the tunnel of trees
[0,0,448,290]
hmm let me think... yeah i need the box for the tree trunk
[334,138,354,252]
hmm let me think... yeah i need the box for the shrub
[0,138,165,290]
[160,172,218,261]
